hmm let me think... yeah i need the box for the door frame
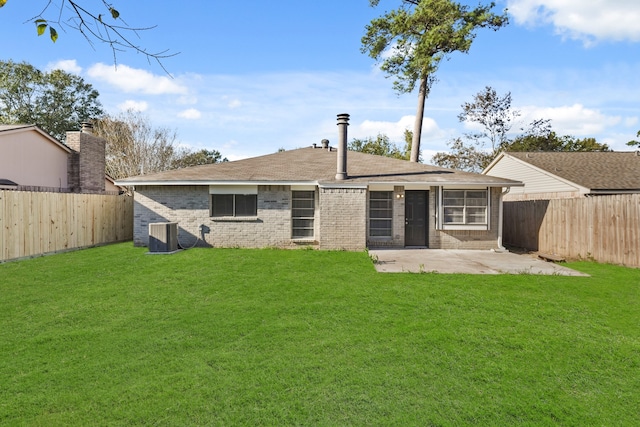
[404,190,429,247]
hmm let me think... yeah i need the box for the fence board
[0,191,133,262]
[504,194,640,268]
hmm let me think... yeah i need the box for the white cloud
[227,98,242,109]
[91,67,639,160]
[177,95,198,105]
[624,117,638,128]
[117,100,148,112]
[46,59,82,74]
[87,63,188,95]
[357,115,444,143]
[520,103,621,136]
[358,116,415,141]
[178,108,202,120]
[507,0,640,43]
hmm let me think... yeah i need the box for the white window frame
[437,187,490,230]
[369,191,393,238]
[291,190,315,240]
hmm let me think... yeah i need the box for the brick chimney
[66,121,106,193]
[336,113,349,180]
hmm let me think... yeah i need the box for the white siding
[486,155,586,200]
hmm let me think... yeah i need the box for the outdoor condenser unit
[148,222,178,253]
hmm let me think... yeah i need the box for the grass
[0,243,638,426]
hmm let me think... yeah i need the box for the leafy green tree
[173,149,227,169]
[431,137,494,173]
[0,1,176,69]
[507,132,610,153]
[626,131,640,148]
[432,86,609,172]
[459,86,520,151]
[0,60,104,141]
[349,129,419,161]
[349,134,405,159]
[362,0,508,162]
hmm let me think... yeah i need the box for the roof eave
[114,179,322,186]
[367,180,523,187]
[116,178,524,188]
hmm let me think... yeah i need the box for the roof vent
[321,139,329,150]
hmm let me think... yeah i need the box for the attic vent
[321,139,329,149]
[148,222,178,254]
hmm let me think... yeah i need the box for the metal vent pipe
[336,113,349,180]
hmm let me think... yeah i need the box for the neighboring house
[116,114,522,251]
[105,175,126,194]
[483,151,640,201]
[0,123,109,193]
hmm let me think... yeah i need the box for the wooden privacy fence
[503,194,640,268]
[0,191,133,262]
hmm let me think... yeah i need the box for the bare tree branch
[24,1,178,74]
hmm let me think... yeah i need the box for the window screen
[292,191,315,238]
[369,191,393,237]
[442,190,487,225]
[211,194,257,217]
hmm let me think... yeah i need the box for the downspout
[497,187,511,251]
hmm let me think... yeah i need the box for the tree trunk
[410,76,428,162]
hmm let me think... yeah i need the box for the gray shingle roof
[116,146,521,187]
[507,151,640,191]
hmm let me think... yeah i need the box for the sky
[2,0,640,162]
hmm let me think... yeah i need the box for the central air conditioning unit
[148,222,179,253]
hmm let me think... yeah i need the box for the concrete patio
[368,248,589,276]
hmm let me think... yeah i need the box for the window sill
[291,239,317,245]
[440,224,488,231]
[211,216,260,222]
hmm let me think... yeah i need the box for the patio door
[405,190,428,247]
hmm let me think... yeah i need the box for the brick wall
[66,130,106,193]
[132,184,502,251]
[134,185,310,249]
[318,187,367,251]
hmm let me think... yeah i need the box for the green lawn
[0,243,638,426]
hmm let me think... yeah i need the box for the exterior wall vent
[148,222,178,253]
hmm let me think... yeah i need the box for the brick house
[0,123,111,193]
[116,114,522,251]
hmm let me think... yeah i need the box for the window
[442,190,487,225]
[292,191,315,239]
[369,191,393,237]
[211,194,257,217]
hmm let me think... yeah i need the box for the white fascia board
[318,183,368,189]
[367,180,523,188]
[114,180,320,187]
